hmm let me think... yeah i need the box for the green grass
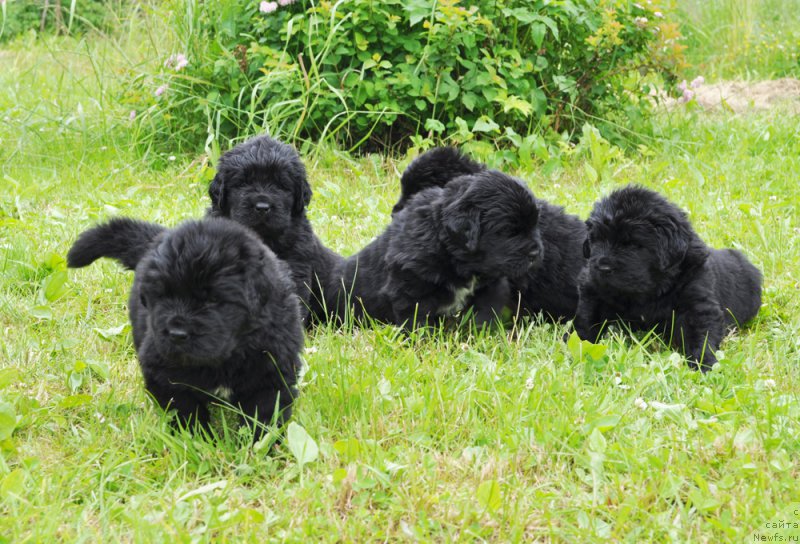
[677,0,800,79]
[2,18,800,544]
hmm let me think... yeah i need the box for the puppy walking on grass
[68,217,304,440]
[574,185,762,371]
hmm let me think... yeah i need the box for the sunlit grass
[2,15,800,543]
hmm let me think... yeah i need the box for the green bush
[0,0,119,41]
[127,0,686,156]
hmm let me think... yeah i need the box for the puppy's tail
[67,217,166,270]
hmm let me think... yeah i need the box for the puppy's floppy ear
[655,218,692,269]
[442,199,481,253]
[292,167,313,216]
[245,250,273,308]
[582,220,593,258]
[208,171,228,215]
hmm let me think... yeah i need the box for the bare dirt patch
[663,78,800,113]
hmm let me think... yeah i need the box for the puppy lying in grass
[574,185,762,371]
[68,217,303,439]
[394,147,587,322]
[327,169,543,328]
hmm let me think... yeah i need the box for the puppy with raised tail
[574,185,762,371]
[68,217,303,438]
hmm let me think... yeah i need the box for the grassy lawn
[2,13,800,543]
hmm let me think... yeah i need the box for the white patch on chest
[438,277,478,316]
[212,386,234,401]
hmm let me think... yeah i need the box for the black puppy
[67,217,304,438]
[327,170,543,327]
[574,185,762,371]
[393,147,587,321]
[208,135,343,324]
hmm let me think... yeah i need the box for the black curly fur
[574,185,762,371]
[393,147,587,322]
[68,217,304,439]
[207,135,343,325]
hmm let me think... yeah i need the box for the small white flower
[654,11,664,18]
[691,75,705,88]
[525,377,534,390]
[634,16,648,27]
[304,346,318,354]
[634,398,648,410]
[168,155,176,161]
[259,1,278,13]
[764,379,777,389]
[154,84,168,97]
[164,53,189,71]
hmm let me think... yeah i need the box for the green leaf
[68,372,84,393]
[30,305,53,320]
[0,402,17,441]
[424,118,445,134]
[333,438,362,462]
[476,480,502,512]
[462,92,478,111]
[1,469,26,499]
[472,116,500,133]
[584,162,598,183]
[567,332,607,362]
[404,0,432,27]
[42,270,69,302]
[94,324,128,340]
[591,415,621,433]
[530,23,546,49]
[587,428,607,453]
[0,368,21,390]
[58,394,92,408]
[86,360,110,380]
[286,422,319,468]
[499,95,533,116]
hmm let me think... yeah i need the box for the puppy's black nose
[255,202,271,213]
[167,328,189,342]
[596,263,613,273]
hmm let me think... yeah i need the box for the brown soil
[662,78,800,113]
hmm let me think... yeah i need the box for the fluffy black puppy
[67,217,303,438]
[393,147,485,215]
[328,170,543,327]
[393,147,587,321]
[208,135,343,324]
[574,185,762,371]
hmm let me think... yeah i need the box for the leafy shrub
[127,0,686,155]
[0,0,119,41]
